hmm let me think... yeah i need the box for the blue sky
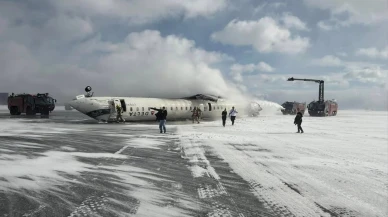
[0,0,387,109]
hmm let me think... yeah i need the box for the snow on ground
[1,108,387,216]
[176,110,388,217]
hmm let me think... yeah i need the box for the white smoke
[222,83,284,116]
[251,99,284,115]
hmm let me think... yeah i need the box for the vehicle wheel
[41,108,50,116]
[10,107,18,115]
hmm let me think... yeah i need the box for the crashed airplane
[68,86,262,122]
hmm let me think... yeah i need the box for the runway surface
[0,108,387,217]
[0,110,269,217]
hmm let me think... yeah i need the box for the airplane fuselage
[68,95,242,122]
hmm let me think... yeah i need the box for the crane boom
[287,77,324,102]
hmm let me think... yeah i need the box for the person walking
[115,105,125,123]
[294,111,304,133]
[221,108,227,127]
[192,107,200,124]
[151,107,168,133]
[197,107,202,123]
[229,106,238,125]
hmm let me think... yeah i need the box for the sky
[0,0,387,110]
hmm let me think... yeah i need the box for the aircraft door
[108,99,122,115]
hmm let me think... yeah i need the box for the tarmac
[0,110,273,217]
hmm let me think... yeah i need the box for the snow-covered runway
[0,109,387,216]
[178,110,388,217]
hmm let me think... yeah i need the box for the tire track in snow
[68,193,110,217]
[188,117,387,217]
[178,126,245,217]
[261,134,383,217]
[189,131,326,217]
[230,134,367,217]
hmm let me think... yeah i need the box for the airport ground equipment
[287,77,338,116]
[8,93,57,115]
[281,101,306,115]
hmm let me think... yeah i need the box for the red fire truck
[8,93,56,115]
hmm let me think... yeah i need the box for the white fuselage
[68,95,243,122]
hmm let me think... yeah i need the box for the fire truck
[8,93,57,116]
[281,101,306,115]
[287,77,338,116]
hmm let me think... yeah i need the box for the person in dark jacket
[151,107,168,133]
[221,108,227,127]
[294,111,304,133]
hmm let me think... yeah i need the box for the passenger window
[136,107,139,111]
[190,107,192,110]
[171,107,173,110]
[213,106,215,110]
[181,107,183,110]
[176,107,178,110]
[142,107,144,111]
[130,107,133,111]
[186,107,188,110]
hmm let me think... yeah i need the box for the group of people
[221,106,238,127]
[113,103,304,134]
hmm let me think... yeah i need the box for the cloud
[50,0,229,24]
[253,2,287,14]
[246,63,387,89]
[310,55,387,86]
[281,13,309,31]
[337,52,348,57]
[304,0,388,29]
[311,55,344,67]
[355,47,388,59]
[343,66,388,86]
[211,16,310,54]
[0,0,250,103]
[230,62,274,83]
[0,29,238,101]
[317,20,333,31]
